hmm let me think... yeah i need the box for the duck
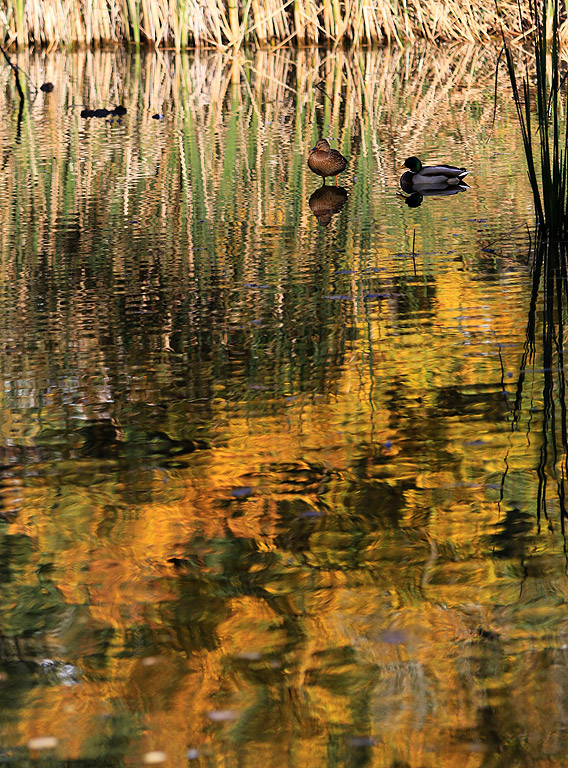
[400,156,470,191]
[308,139,347,184]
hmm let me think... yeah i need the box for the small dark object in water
[80,419,120,458]
[40,82,54,93]
[152,113,164,120]
[148,431,210,457]
[475,626,500,641]
[80,105,126,119]
[398,182,468,207]
[231,486,253,498]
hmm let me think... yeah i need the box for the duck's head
[404,156,423,173]
[312,139,331,152]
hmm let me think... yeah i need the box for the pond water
[0,44,566,767]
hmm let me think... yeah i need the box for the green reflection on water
[0,44,566,768]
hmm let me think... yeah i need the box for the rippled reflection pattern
[0,45,565,768]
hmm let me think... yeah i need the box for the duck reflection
[309,184,348,226]
[398,179,469,208]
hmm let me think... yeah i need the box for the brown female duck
[308,139,347,184]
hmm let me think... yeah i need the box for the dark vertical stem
[16,94,24,144]
[411,229,417,277]
[0,44,25,104]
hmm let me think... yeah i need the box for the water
[0,44,566,767]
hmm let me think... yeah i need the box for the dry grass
[0,0,531,48]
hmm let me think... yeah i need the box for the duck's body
[401,156,470,191]
[308,139,347,184]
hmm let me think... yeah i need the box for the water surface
[0,45,565,768]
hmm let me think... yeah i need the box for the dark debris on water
[81,104,127,119]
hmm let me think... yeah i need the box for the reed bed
[0,0,529,48]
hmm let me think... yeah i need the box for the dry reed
[0,0,531,48]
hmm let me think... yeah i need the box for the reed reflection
[509,236,568,533]
[308,184,348,225]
